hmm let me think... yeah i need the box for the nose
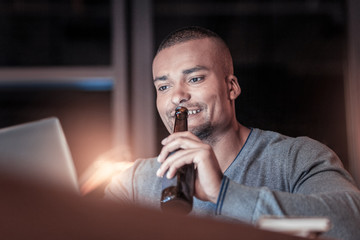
[171,83,190,105]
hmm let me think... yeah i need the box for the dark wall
[0,87,112,176]
[0,0,350,173]
[0,1,112,176]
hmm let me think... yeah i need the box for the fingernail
[156,169,162,177]
[161,137,168,145]
[166,171,172,179]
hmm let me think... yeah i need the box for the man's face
[152,38,235,141]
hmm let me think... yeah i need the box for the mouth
[187,109,201,116]
[169,108,201,117]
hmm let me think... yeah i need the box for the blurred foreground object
[257,217,331,238]
[80,146,134,195]
[0,175,307,240]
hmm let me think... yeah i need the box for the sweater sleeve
[104,160,137,203]
[215,138,360,240]
[104,158,162,208]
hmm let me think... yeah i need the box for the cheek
[200,86,223,104]
[156,98,172,132]
[156,99,165,118]
[206,89,231,116]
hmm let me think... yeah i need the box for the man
[105,26,360,239]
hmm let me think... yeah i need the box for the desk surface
[0,176,308,240]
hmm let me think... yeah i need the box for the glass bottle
[160,106,195,214]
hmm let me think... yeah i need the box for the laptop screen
[0,117,79,194]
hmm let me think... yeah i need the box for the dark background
[0,0,349,177]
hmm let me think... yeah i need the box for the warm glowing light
[79,146,134,195]
[80,161,134,195]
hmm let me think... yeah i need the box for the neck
[211,122,251,173]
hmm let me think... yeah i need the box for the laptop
[0,117,79,194]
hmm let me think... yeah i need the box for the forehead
[152,38,220,77]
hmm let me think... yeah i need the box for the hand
[156,131,223,203]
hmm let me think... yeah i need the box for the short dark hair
[157,26,224,53]
[155,26,234,75]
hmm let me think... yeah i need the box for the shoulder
[251,128,345,169]
[252,128,335,155]
[249,128,290,149]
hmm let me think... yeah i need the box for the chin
[191,123,215,143]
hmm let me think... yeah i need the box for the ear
[226,75,241,100]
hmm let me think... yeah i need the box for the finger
[166,153,196,179]
[156,148,197,178]
[161,131,199,145]
[158,135,203,163]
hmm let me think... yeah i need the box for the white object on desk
[257,216,331,238]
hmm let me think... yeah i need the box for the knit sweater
[105,128,360,240]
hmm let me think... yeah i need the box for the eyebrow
[153,65,209,83]
[182,65,209,75]
[153,75,168,82]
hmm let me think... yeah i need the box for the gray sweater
[105,128,360,240]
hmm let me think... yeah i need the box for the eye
[157,85,169,92]
[189,77,203,83]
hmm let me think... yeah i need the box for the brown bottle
[160,106,195,214]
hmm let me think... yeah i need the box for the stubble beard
[166,118,216,145]
[191,122,217,146]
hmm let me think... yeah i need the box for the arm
[157,131,360,239]
[104,160,136,202]
[105,158,162,208]
[216,138,360,240]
